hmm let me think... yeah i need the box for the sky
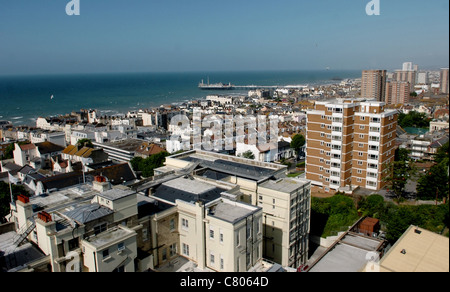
[0,0,449,75]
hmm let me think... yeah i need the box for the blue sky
[0,0,448,75]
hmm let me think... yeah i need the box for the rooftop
[259,178,310,193]
[153,176,226,204]
[97,188,135,202]
[176,151,285,181]
[378,226,449,272]
[208,199,261,224]
[83,226,136,250]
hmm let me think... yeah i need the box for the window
[357,169,363,174]
[170,219,175,231]
[359,134,365,139]
[102,249,110,259]
[142,228,149,241]
[220,256,224,270]
[220,231,224,243]
[320,133,325,137]
[182,218,189,230]
[94,223,107,235]
[360,125,365,130]
[210,252,215,265]
[162,248,167,261]
[236,232,240,246]
[210,228,215,239]
[182,243,190,256]
[118,242,125,252]
[170,244,177,257]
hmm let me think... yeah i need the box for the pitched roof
[87,163,136,185]
[35,141,65,154]
[136,142,166,156]
[62,145,76,154]
[19,144,36,151]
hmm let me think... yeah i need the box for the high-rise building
[306,99,398,193]
[402,62,414,71]
[440,68,449,94]
[385,81,410,105]
[394,70,416,92]
[417,72,429,85]
[361,70,387,101]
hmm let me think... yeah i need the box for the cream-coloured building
[378,226,449,272]
[152,150,311,269]
[3,149,311,272]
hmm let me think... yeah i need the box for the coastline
[0,70,361,127]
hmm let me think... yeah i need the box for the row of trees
[383,143,449,202]
[311,193,449,243]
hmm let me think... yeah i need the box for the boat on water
[198,78,234,90]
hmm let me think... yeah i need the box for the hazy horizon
[1,0,448,76]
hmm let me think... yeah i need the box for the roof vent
[401,249,407,255]
[414,229,422,234]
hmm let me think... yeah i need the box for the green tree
[77,138,94,148]
[358,194,385,218]
[435,142,449,166]
[130,152,169,178]
[0,181,29,222]
[417,160,449,201]
[398,111,430,128]
[242,150,255,160]
[290,134,305,156]
[383,151,417,202]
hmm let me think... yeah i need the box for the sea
[0,70,361,126]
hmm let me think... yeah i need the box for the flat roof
[379,226,449,272]
[153,176,226,204]
[84,226,135,250]
[179,153,282,181]
[209,200,261,224]
[259,178,309,193]
[97,188,135,201]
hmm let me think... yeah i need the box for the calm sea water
[0,70,361,126]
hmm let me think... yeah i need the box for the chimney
[92,175,112,192]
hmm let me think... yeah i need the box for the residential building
[385,81,410,105]
[306,99,398,192]
[13,142,65,169]
[394,70,416,92]
[440,68,449,94]
[92,139,144,162]
[257,178,310,268]
[152,150,311,269]
[361,70,387,101]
